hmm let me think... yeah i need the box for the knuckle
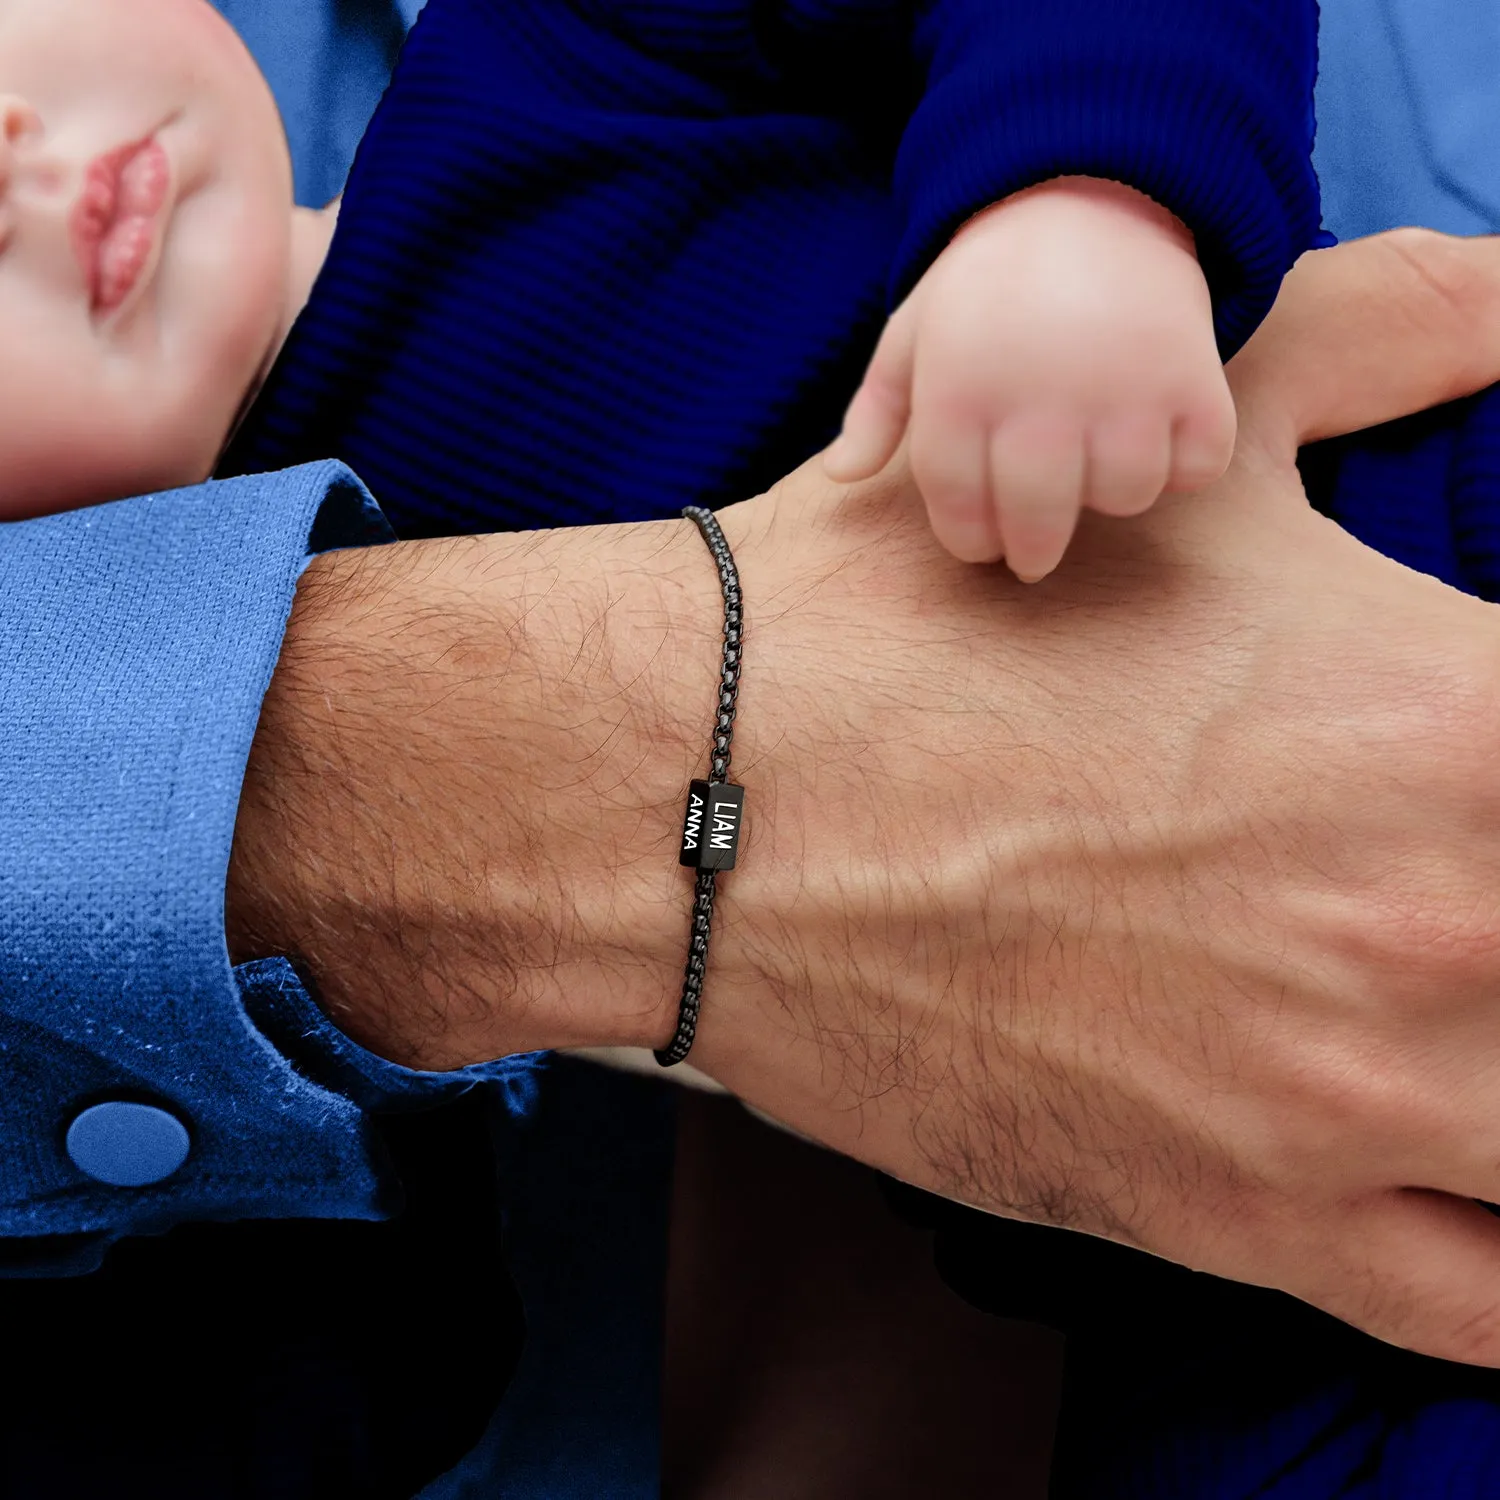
[1383,227,1484,311]
[999,489,1078,530]
[1165,452,1229,492]
[1262,1047,1411,1160]
[1375,867,1500,983]
[1086,460,1162,515]
[1181,406,1237,458]
[911,435,982,498]
[1352,640,1500,785]
[914,373,996,429]
[1000,405,1082,452]
[1092,407,1168,458]
[857,364,910,412]
[1090,488,1159,519]
[1382,228,1500,387]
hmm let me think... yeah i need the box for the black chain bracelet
[655,506,745,1068]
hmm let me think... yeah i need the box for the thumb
[823,298,918,482]
[1228,230,1500,451]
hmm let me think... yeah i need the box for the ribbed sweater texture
[221,0,1327,541]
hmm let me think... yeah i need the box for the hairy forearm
[225,517,733,1068]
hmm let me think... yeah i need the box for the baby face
[0,0,295,518]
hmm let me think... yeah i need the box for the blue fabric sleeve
[0,462,539,1276]
[890,0,1331,360]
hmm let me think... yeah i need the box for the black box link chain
[655,506,746,1067]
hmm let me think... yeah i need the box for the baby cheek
[0,443,152,520]
[197,235,288,441]
[147,0,243,53]
[159,261,284,475]
[79,374,223,508]
[92,418,214,508]
[0,323,217,518]
[0,387,138,518]
[149,382,241,490]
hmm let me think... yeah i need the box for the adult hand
[230,229,1500,1366]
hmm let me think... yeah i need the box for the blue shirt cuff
[0,461,534,1273]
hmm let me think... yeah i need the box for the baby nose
[0,97,43,189]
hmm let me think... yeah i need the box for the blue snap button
[65,1101,191,1187]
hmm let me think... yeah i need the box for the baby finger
[1165,399,1238,492]
[911,414,1001,564]
[991,414,1086,582]
[1085,413,1171,519]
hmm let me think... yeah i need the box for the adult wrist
[225,516,744,1070]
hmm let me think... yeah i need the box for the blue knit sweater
[222,0,1327,539]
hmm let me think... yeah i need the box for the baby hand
[823,177,1237,581]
